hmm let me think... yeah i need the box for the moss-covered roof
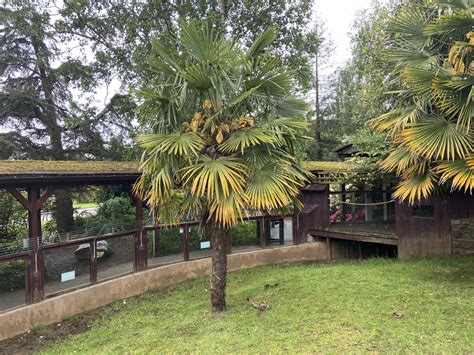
[302,161,358,173]
[0,160,139,175]
[0,160,360,176]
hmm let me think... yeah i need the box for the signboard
[61,270,76,282]
[200,241,211,249]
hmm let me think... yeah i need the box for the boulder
[75,240,113,261]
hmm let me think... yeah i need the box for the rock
[75,240,113,260]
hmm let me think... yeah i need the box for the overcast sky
[316,0,375,67]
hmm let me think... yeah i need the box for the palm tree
[133,22,311,312]
[370,0,473,204]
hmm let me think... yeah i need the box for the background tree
[370,0,474,203]
[134,23,311,312]
[306,1,394,160]
[0,2,135,231]
[57,0,318,92]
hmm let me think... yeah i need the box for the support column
[183,224,190,261]
[278,218,284,245]
[7,186,55,304]
[258,217,267,248]
[134,196,147,271]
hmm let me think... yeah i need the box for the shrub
[0,259,25,292]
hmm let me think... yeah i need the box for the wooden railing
[0,214,295,312]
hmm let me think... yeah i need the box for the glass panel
[189,226,212,260]
[0,258,26,311]
[44,244,90,295]
[97,236,134,280]
[329,192,396,235]
[232,220,260,252]
[148,228,184,267]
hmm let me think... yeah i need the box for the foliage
[0,259,25,292]
[308,1,395,161]
[43,256,474,353]
[370,0,474,203]
[147,221,258,257]
[134,22,312,228]
[0,191,27,245]
[57,0,318,93]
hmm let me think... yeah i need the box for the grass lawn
[72,202,98,209]
[31,256,474,353]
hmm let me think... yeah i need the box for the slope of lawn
[39,255,474,353]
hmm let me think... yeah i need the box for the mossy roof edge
[0,160,361,176]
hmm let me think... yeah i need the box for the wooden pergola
[0,161,141,303]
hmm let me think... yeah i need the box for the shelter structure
[297,161,474,259]
[0,159,472,313]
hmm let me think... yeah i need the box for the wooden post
[382,182,388,222]
[326,237,332,260]
[90,240,97,284]
[364,184,373,222]
[340,183,346,222]
[278,218,284,245]
[7,187,55,304]
[259,217,267,248]
[134,196,147,271]
[183,224,190,261]
[292,208,298,245]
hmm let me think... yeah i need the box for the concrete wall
[0,243,327,341]
[452,218,474,254]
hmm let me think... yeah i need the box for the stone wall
[452,218,474,254]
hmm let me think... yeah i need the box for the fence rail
[0,213,294,313]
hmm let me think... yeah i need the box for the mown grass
[44,255,473,353]
[72,202,98,209]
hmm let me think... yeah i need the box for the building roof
[0,160,140,187]
[0,160,361,187]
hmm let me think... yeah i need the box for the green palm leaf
[181,156,247,200]
[246,162,308,210]
[137,132,205,156]
[437,158,474,192]
[219,128,279,153]
[393,172,437,205]
[402,117,472,160]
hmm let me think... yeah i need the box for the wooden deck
[308,222,398,246]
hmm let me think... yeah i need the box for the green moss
[0,160,139,175]
[302,160,359,173]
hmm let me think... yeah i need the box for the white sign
[61,270,76,282]
[200,241,211,249]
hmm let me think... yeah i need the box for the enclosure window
[412,205,434,218]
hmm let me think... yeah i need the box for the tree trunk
[207,223,229,313]
[54,189,74,233]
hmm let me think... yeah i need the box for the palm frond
[424,11,474,34]
[136,132,205,156]
[380,146,427,176]
[437,158,474,193]
[219,128,278,153]
[181,156,247,200]
[273,98,309,119]
[245,162,309,210]
[393,171,437,205]
[402,117,472,160]
[246,27,276,59]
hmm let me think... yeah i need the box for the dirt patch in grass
[0,311,99,354]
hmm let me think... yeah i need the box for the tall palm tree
[133,22,311,312]
[370,0,473,203]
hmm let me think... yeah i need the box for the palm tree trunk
[208,223,228,312]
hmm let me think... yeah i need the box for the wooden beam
[7,187,33,211]
[37,187,56,209]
